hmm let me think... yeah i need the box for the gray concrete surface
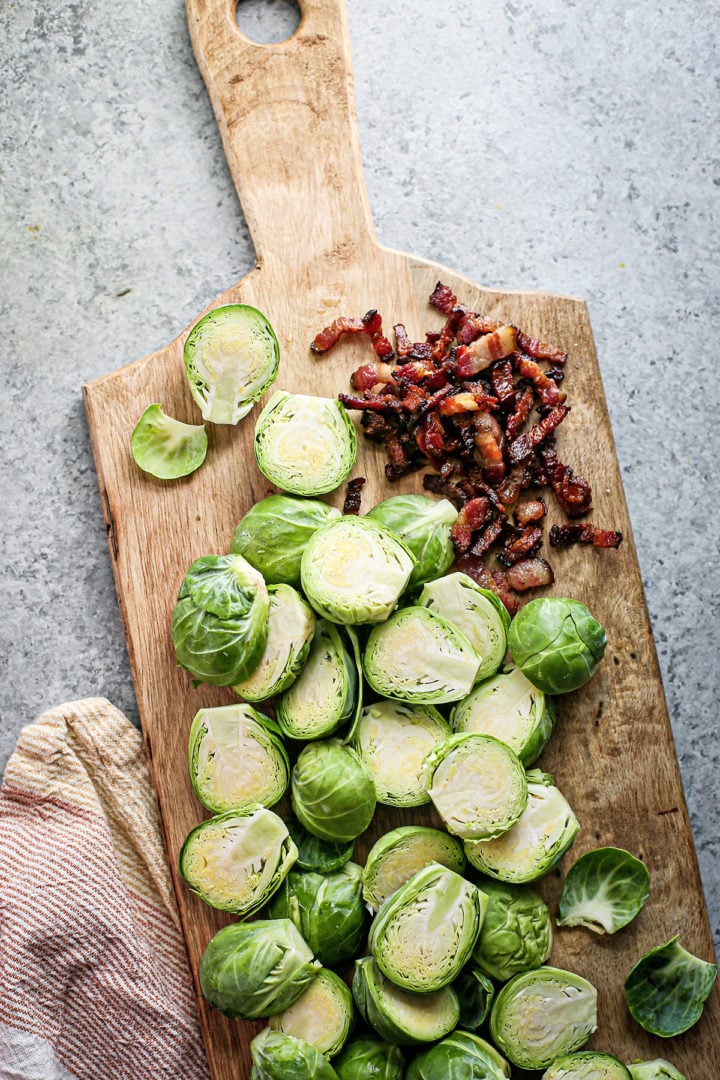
[2,0,718,959]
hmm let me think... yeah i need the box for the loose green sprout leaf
[183,304,279,424]
[543,1052,632,1079]
[285,814,355,873]
[352,956,460,1046]
[451,666,555,766]
[418,572,510,681]
[291,740,376,842]
[507,597,607,694]
[187,704,289,813]
[626,1061,686,1079]
[179,805,296,915]
[472,879,552,982]
[489,966,598,1069]
[362,826,466,914]
[250,1028,339,1079]
[268,968,355,1058]
[267,863,366,967]
[232,584,315,701]
[230,494,341,586]
[454,966,496,1030]
[130,404,208,479]
[354,700,451,807]
[624,936,717,1037]
[366,494,458,590]
[405,1030,510,1080]
[276,621,360,740]
[334,1037,405,1080]
[364,606,481,704]
[254,391,357,494]
[557,847,650,935]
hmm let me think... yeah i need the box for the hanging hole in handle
[235,0,301,43]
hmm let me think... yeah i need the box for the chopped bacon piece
[549,523,623,548]
[361,410,395,442]
[514,498,547,525]
[456,312,504,344]
[539,444,593,516]
[451,497,491,554]
[312,309,393,358]
[505,558,555,591]
[508,405,569,464]
[343,477,366,515]
[429,281,457,313]
[456,326,518,377]
[385,435,413,482]
[516,330,567,364]
[416,411,446,458]
[455,555,519,615]
[490,360,516,405]
[512,354,567,406]
[469,518,505,556]
[438,392,480,416]
[338,392,404,413]
[506,385,535,442]
[393,323,413,356]
[497,526,544,567]
[497,463,532,508]
[350,361,395,392]
[392,360,436,385]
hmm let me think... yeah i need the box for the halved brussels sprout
[557,847,650,935]
[301,516,415,625]
[352,956,460,1045]
[232,584,315,702]
[291,740,376,842]
[171,554,269,686]
[285,814,355,873]
[250,1028,339,1079]
[419,733,528,840]
[366,494,458,590]
[405,1031,510,1080]
[626,1061,686,1080]
[131,403,208,479]
[200,918,319,1020]
[354,700,451,807]
[465,770,580,883]
[364,606,481,704]
[507,597,607,695]
[624,936,717,1037]
[268,863,366,968]
[268,968,354,1058]
[188,704,289,813]
[179,805,295,915]
[472,879,552,982]
[362,826,466,914]
[419,572,509,681]
[489,966,598,1069]
[335,1037,405,1080]
[276,621,360,740]
[230,494,341,586]
[543,1053,632,1079]
[452,666,555,766]
[254,391,357,495]
[183,304,279,424]
[368,862,487,992]
[454,966,496,1030]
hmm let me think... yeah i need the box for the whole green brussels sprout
[291,740,376,842]
[507,597,607,694]
[471,879,552,982]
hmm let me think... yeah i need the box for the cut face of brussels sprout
[187,704,289,813]
[179,805,296,915]
[557,847,650,935]
[507,597,607,695]
[352,956,460,1046]
[624,936,717,1037]
[250,1028,339,1080]
[183,304,279,424]
[301,516,415,625]
[268,863,366,968]
[232,584,315,702]
[363,606,481,704]
[452,666,555,766]
[291,740,376,842]
[200,918,320,1020]
[366,494,458,590]
[254,391,357,494]
[362,826,466,913]
[268,968,354,1058]
[419,572,509,681]
[420,733,528,840]
[276,621,360,740]
[131,403,208,479]
[472,879,552,982]
[626,1061,686,1080]
[354,700,451,807]
[543,1052,632,1079]
[334,1037,405,1080]
[230,494,341,586]
[285,814,355,873]
[489,966,598,1069]
[171,554,269,686]
[465,770,580,883]
[368,862,487,992]
[405,1030,510,1080]
[454,967,496,1030]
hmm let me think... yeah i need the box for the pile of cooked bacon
[311,282,621,614]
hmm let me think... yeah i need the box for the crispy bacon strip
[505,558,555,591]
[338,392,404,413]
[455,326,518,377]
[312,309,393,358]
[549,523,623,548]
[516,330,567,364]
[343,477,366,516]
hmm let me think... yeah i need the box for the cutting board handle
[186,0,379,272]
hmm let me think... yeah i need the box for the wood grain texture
[83,1,718,1076]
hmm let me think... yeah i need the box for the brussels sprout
[231,584,315,701]
[250,1028,339,1079]
[268,968,354,1058]
[465,770,580,883]
[362,826,466,914]
[130,403,208,479]
[268,863,366,967]
[405,1030,510,1080]
[179,805,295,915]
[418,572,510,682]
[187,703,289,813]
[335,1037,405,1080]
[543,1053,632,1079]
[171,554,269,686]
[354,701,451,807]
[364,606,481,704]
[626,1061,686,1080]
[352,956,459,1045]
[230,494,341,586]
[183,303,279,424]
[624,936,717,1037]
[451,666,555,766]
[254,391,357,495]
[471,879,552,982]
[419,733,528,840]
[276,621,360,740]
[557,847,650,935]
[367,494,458,590]
[301,516,415,625]
[489,966,598,1069]
[454,966,496,1030]
[285,814,355,873]
[291,740,376,842]
[368,862,487,992]
[200,918,320,1019]
[507,597,607,695]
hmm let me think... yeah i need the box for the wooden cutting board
[83,0,718,1076]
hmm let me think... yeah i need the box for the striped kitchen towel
[0,698,209,1080]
